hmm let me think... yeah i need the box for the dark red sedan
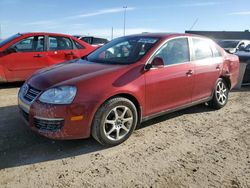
[0,32,96,82]
[18,33,239,146]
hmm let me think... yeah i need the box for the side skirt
[141,97,212,123]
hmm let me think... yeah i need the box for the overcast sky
[0,0,250,39]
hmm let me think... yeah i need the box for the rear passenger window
[48,37,73,51]
[193,38,213,60]
[154,38,190,65]
[212,46,222,57]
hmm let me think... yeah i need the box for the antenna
[0,24,2,40]
[123,6,127,36]
[111,27,114,40]
[189,18,199,31]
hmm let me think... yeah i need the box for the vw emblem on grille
[22,84,29,96]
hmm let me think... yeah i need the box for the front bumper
[18,95,93,140]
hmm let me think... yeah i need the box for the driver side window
[155,38,190,65]
[12,36,45,52]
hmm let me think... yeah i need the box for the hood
[235,51,250,62]
[28,59,125,90]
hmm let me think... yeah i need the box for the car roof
[20,32,75,37]
[78,36,107,39]
[219,39,250,42]
[124,32,207,40]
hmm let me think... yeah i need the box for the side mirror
[144,64,152,70]
[145,57,164,70]
[4,47,17,54]
[152,57,164,67]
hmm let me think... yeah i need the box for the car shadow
[0,105,105,170]
[139,104,213,129]
[0,103,214,170]
[0,82,24,89]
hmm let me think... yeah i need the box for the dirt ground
[0,83,250,188]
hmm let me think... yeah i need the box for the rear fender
[222,55,240,89]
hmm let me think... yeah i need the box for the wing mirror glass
[145,57,164,70]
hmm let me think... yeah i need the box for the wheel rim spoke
[123,117,133,123]
[116,129,120,139]
[121,125,129,133]
[105,120,115,125]
[113,108,119,119]
[222,94,227,101]
[106,126,116,136]
[121,107,128,118]
[218,95,222,102]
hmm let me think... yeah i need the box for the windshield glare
[87,36,160,64]
[0,33,22,48]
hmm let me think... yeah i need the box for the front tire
[91,97,138,146]
[209,78,229,109]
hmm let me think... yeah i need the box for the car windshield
[217,40,239,48]
[242,44,250,51]
[0,33,22,48]
[86,36,160,64]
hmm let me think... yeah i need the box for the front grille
[20,109,29,122]
[34,117,64,132]
[23,86,41,103]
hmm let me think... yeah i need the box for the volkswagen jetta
[18,33,239,146]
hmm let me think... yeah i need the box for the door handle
[65,52,74,56]
[186,70,193,77]
[34,54,44,58]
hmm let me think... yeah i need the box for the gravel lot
[0,83,250,188]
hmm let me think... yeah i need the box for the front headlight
[39,86,77,104]
[19,83,28,96]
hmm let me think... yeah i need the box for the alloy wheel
[216,80,228,105]
[103,106,133,141]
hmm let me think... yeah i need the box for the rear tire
[91,97,138,146]
[208,78,229,109]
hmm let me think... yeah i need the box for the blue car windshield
[86,36,160,64]
[217,40,239,48]
[0,33,22,48]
